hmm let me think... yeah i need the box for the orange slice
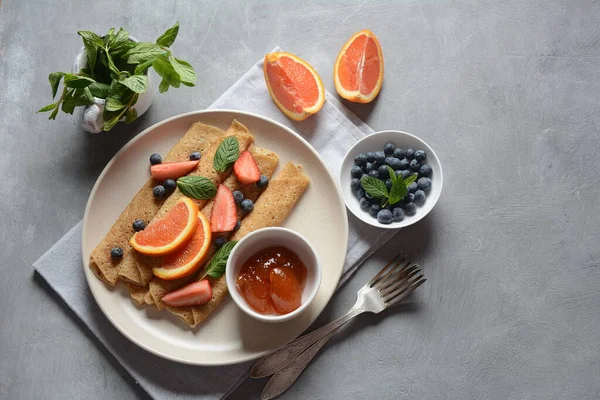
[152,211,212,280]
[263,52,325,121]
[334,30,384,103]
[130,197,198,256]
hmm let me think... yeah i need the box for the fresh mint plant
[37,22,196,131]
[361,168,418,207]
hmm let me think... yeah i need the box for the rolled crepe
[168,162,310,328]
[88,122,225,286]
[131,121,255,287]
[146,145,280,313]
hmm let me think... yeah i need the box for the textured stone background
[1,0,600,399]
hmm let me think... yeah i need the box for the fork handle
[261,331,336,400]
[250,306,363,378]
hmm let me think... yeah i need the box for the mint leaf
[170,57,196,86]
[125,42,165,64]
[125,108,137,124]
[114,28,129,45]
[360,175,388,199]
[88,82,110,98]
[105,97,125,111]
[48,72,65,99]
[153,55,180,88]
[201,241,238,280]
[388,179,407,205]
[404,173,418,186]
[62,88,94,114]
[103,115,120,131]
[119,75,148,93]
[177,176,217,199]
[64,74,95,89]
[387,166,397,185]
[37,103,57,113]
[134,58,155,75]
[158,78,169,93]
[156,21,179,47]
[78,31,103,70]
[213,136,240,172]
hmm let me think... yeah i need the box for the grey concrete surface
[2,0,600,399]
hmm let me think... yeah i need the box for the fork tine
[385,278,426,307]
[381,268,423,297]
[375,259,412,288]
[377,264,419,293]
[368,253,406,287]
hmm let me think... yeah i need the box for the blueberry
[354,153,367,166]
[414,150,426,161]
[351,178,361,191]
[215,236,227,247]
[399,158,410,170]
[392,207,405,222]
[385,179,393,190]
[404,202,417,216]
[377,165,389,179]
[233,190,244,204]
[384,143,395,156]
[359,197,370,211]
[406,193,415,203]
[392,148,406,159]
[132,219,146,232]
[377,209,393,224]
[355,188,366,199]
[365,192,374,200]
[418,177,432,192]
[419,164,432,177]
[233,219,241,231]
[110,247,124,259]
[163,178,176,192]
[406,148,415,159]
[374,151,385,164]
[410,159,421,171]
[351,166,363,178]
[387,157,402,170]
[369,203,381,217]
[153,185,166,198]
[408,182,418,193]
[366,152,376,163]
[189,151,202,161]
[368,170,379,179]
[414,190,426,206]
[364,162,374,173]
[256,175,269,188]
[149,153,162,165]
[241,199,254,212]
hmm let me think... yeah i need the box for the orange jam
[236,246,307,315]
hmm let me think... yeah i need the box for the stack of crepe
[89,119,310,328]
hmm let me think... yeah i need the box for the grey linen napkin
[34,49,397,399]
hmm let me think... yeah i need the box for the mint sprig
[213,137,240,172]
[201,241,238,280]
[177,176,217,199]
[361,171,418,207]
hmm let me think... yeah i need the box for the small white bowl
[339,130,443,229]
[225,227,321,323]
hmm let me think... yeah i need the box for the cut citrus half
[263,52,325,121]
[153,211,212,280]
[334,30,384,103]
[130,197,198,256]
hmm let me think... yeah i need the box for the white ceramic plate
[82,110,348,365]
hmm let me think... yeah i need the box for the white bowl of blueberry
[339,130,443,229]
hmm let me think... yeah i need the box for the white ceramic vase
[72,36,154,133]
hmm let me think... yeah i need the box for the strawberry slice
[161,280,213,307]
[233,151,261,185]
[211,184,237,232]
[151,160,199,182]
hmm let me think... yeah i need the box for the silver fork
[250,255,426,399]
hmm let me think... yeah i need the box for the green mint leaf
[37,103,57,113]
[61,88,94,114]
[170,57,196,86]
[177,176,217,199]
[125,108,137,124]
[360,175,389,199]
[202,241,238,280]
[114,28,129,45]
[134,58,155,75]
[64,74,95,89]
[49,105,60,120]
[155,21,179,47]
[387,166,397,185]
[403,173,418,186]
[153,55,180,88]
[48,72,65,99]
[213,136,240,172]
[88,82,110,98]
[103,115,120,131]
[125,42,165,64]
[158,78,169,93]
[78,31,103,70]
[119,75,148,93]
[105,97,125,111]
[388,179,407,205]
[61,98,76,114]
